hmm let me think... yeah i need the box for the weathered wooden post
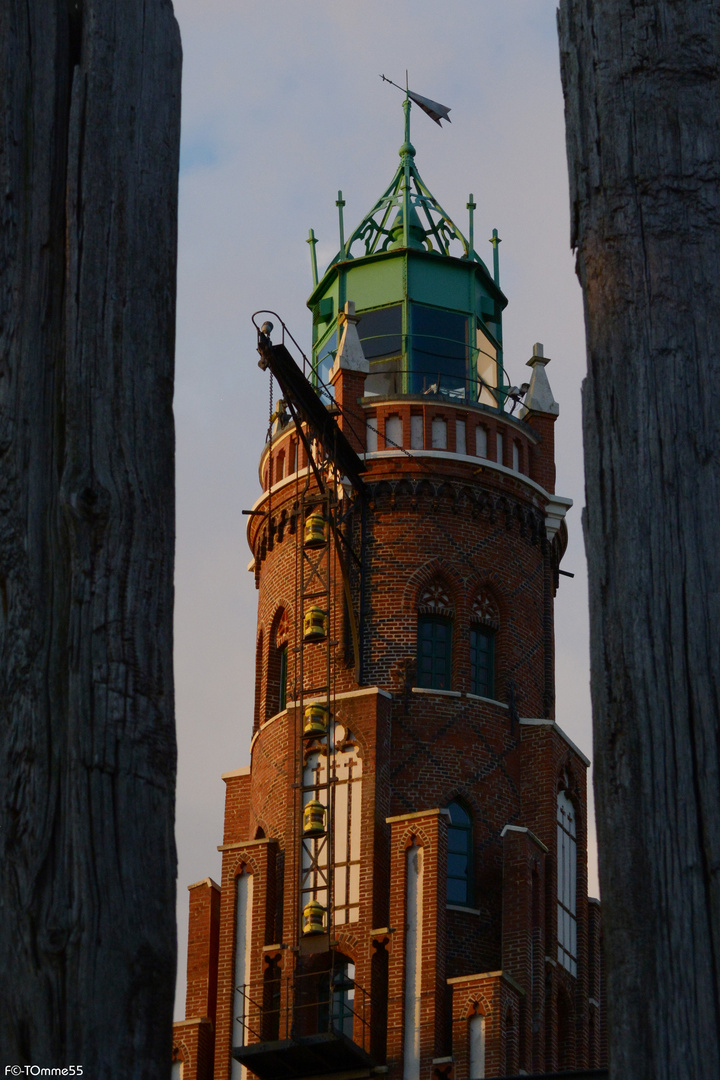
[558,2,720,1077]
[0,1,181,1072]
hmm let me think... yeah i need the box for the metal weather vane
[379,73,452,126]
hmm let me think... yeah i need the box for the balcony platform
[233,1031,374,1080]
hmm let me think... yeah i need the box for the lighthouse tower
[173,97,606,1080]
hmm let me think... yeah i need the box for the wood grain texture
[0,0,181,1071]
[558,2,720,1077]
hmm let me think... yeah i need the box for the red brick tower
[174,98,605,1080]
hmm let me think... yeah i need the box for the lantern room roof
[323,97,492,277]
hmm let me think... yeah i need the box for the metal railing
[234,967,372,1052]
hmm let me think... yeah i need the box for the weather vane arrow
[380,73,452,126]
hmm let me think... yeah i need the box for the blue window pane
[470,627,495,698]
[448,830,468,854]
[449,802,470,827]
[448,853,468,877]
[410,304,469,397]
[417,616,452,690]
[447,877,468,904]
[446,801,473,906]
[315,332,337,403]
[279,646,288,711]
[357,305,402,361]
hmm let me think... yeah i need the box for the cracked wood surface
[558,2,720,1077]
[0,1,181,1071]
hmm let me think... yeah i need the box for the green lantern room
[308,94,508,410]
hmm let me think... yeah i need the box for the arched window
[254,630,264,731]
[301,728,363,925]
[417,579,454,690]
[267,608,289,718]
[455,418,466,455]
[468,1012,485,1079]
[411,414,424,449]
[278,642,288,711]
[385,414,402,449]
[475,424,487,458]
[447,800,473,906]
[470,592,499,699]
[232,870,254,1074]
[557,789,577,975]
[319,957,356,1038]
[431,416,448,449]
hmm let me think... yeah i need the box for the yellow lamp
[304,513,328,549]
[303,608,328,642]
[302,800,326,838]
[303,704,329,738]
[302,900,326,936]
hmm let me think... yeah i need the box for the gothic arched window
[319,956,356,1038]
[417,579,454,690]
[557,789,577,975]
[447,800,473,906]
[470,592,499,699]
[301,728,363,926]
[267,608,290,718]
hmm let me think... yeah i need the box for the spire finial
[335,191,346,255]
[490,228,502,286]
[467,194,477,257]
[307,228,319,288]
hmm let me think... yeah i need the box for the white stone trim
[187,877,221,892]
[386,808,452,825]
[291,685,393,707]
[221,765,251,779]
[466,693,509,709]
[250,687,392,754]
[519,718,591,766]
[411,687,462,698]
[217,838,277,852]
[500,824,549,853]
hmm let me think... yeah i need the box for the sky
[171,0,596,1019]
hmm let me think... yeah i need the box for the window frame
[446,799,474,907]
[470,625,495,699]
[278,643,288,711]
[557,789,578,976]
[417,613,453,691]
